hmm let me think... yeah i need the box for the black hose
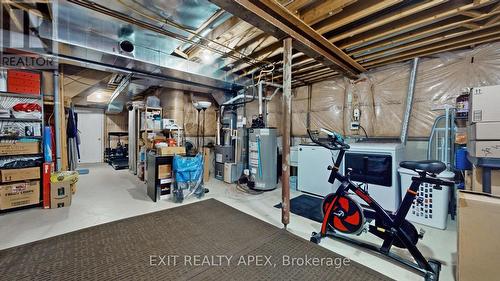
[358,124,369,139]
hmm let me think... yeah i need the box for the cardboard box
[472,166,500,196]
[458,191,500,281]
[158,164,172,179]
[203,147,212,182]
[0,167,40,183]
[0,181,40,210]
[469,122,500,140]
[50,181,72,208]
[468,140,500,158]
[0,142,40,156]
[157,146,185,156]
[470,85,500,123]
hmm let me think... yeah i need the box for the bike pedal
[418,228,426,239]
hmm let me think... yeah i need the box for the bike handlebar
[307,129,350,151]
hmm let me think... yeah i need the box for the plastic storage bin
[398,168,453,229]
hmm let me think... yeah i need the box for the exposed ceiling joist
[285,0,314,14]
[299,0,357,26]
[315,0,404,35]
[364,29,500,67]
[340,0,497,50]
[209,0,365,78]
[358,22,500,63]
[328,0,448,43]
[349,7,500,57]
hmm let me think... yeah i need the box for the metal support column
[54,71,62,170]
[400,57,419,145]
[282,38,292,229]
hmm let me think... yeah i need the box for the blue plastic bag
[173,153,203,183]
[172,153,204,203]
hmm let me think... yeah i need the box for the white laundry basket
[398,168,453,230]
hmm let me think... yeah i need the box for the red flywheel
[322,194,365,234]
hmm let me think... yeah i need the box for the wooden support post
[59,72,68,171]
[282,37,292,229]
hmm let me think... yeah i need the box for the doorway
[76,107,104,163]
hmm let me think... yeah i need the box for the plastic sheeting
[409,43,500,137]
[242,42,500,138]
[153,43,500,139]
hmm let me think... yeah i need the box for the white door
[76,107,104,163]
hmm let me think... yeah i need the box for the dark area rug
[275,194,324,223]
[0,199,391,281]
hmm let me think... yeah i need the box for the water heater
[248,128,277,190]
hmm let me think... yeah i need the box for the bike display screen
[344,153,392,187]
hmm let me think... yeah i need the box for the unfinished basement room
[1,0,500,280]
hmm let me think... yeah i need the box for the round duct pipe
[158,88,185,127]
[119,40,135,53]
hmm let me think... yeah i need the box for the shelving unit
[0,70,45,212]
[136,106,163,181]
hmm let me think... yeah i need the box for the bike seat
[400,160,446,174]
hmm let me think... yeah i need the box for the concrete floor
[0,163,457,281]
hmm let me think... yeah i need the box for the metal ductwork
[32,0,249,97]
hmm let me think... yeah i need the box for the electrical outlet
[350,121,360,130]
[353,108,360,121]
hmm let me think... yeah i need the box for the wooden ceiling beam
[294,68,335,80]
[294,72,339,86]
[363,29,500,67]
[358,22,500,63]
[300,0,357,26]
[349,8,500,57]
[209,0,365,78]
[328,0,448,43]
[285,0,314,14]
[315,0,403,35]
[221,0,358,72]
[340,0,496,51]
[459,10,483,17]
[485,14,500,25]
[254,0,404,70]
[367,34,500,70]
[185,16,241,56]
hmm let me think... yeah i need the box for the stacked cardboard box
[0,142,40,156]
[458,191,500,280]
[0,181,40,210]
[0,167,40,183]
[50,181,71,208]
[467,85,500,158]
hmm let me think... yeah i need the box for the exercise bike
[307,128,453,281]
